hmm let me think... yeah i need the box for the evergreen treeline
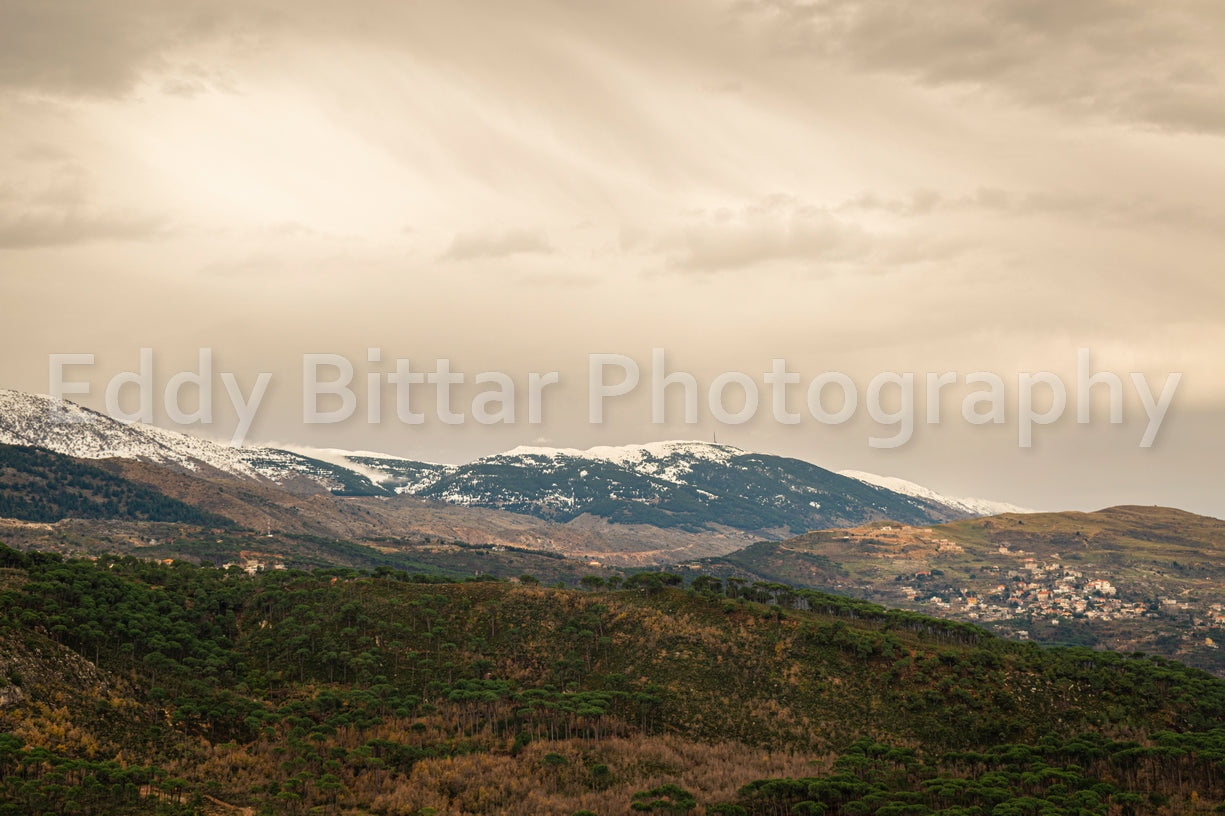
[726,733,1225,815]
[5,548,1225,814]
[0,443,232,527]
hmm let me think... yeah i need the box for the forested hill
[0,443,233,527]
[5,548,1225,814]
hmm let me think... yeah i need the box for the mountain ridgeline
[0,389,1013,537]
[371,442,967,535]
[0,390,396,497]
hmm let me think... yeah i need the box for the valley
[5,394,1225,813]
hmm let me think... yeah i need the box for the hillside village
[818,523,1224,647]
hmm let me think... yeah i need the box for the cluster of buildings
[219,556,287,575]
[851,543,1225,655]
[897,556,1147,624]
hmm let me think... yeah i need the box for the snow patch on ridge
[275,444,444,485]
[0,389,1034,521]
[0,389,372,492]
[490,440,743,485]
[839,469,1034,517]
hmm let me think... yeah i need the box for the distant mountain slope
[1,390,1019,539]
[323,449,451,492]
[0,443,232,527]
[355,441,973,536]
[84,456,767,566]
[0,390,388,496]
[839,469,1034,516]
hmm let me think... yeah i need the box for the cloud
[0,211,166,249]
[643,181,1222,277]
[0,0,249,97]
[0,158,167,248]
[650,195,968,274]
[7,0,1224,139]
[0,158,167,247]
[442,229,553,262]
[664,197,869,272]
[159,62,239,98]
[738,0,1225,133]
[842,187,1225,233]
[15,143,73,163]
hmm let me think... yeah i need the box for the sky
[2,0,1224,516]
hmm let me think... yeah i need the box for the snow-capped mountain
[346,440,981,535]
[0,389,1025,536]
[838,470,1034,517]
[0,390,388,495]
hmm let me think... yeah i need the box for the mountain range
[10,395,1225,814]
[0,389,1022,541]
[7,386,1225,677]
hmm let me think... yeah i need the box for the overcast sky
[2,0,1224,516]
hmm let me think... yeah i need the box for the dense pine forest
[0,445,232,528]
[5,544,1225,814]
